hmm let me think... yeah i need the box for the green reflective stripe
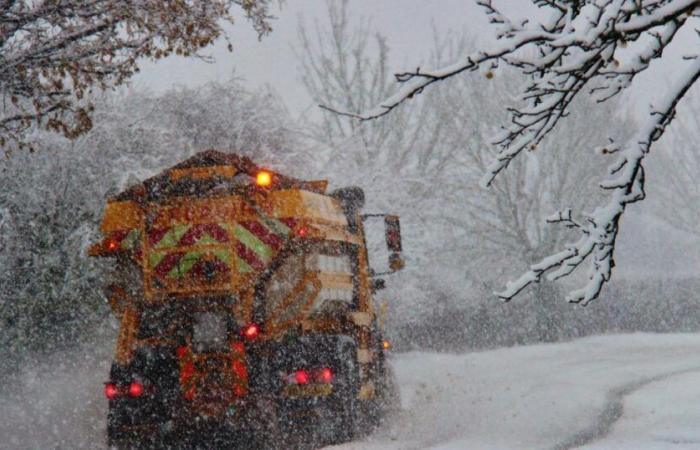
[155,224,190,249]
[260,217,290,236]
[121,229,140,250]
[168,251,202,278]
[234,225,273,261]
[212,249,232,265]
[196,233,220,246]
[236,255,253,273]
[149,252,166,268]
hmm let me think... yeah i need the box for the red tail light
[285,368,333,385]
[104,383,119,400]
[241,323,260,340]
[317,368,333,383]
[128,381,144,397]
[294,370,309,385]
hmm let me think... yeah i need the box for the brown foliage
[0,0,276,150]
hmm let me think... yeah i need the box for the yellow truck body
[92,150,402,448]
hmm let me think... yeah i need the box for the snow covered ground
[333,334,700,450]
[581,368,700,450]
[4,333,700,449]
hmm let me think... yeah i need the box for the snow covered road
[331,334,700,450]
[5,333,700,449]
[581,368,700,450]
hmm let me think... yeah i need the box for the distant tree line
[390,277,700,352]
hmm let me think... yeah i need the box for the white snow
[5,333,700,449]
[581,371,700,449]
[330,333,700,450]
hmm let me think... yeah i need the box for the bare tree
[329,0,700,305]
[0,0,275,151]
[297,0,440,175]
[420,41,633,340]
[299,2,632,335]
[651,90,700,236]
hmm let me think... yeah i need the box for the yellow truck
[90,150,403,448]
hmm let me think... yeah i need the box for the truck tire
[368,361,400,428]
[326,344,359,445]
[249,398,282,450]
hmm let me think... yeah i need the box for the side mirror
[385,215,404,272]
[385,215,402,252]
[371,278,386,292]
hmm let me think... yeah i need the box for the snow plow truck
[89,150,404,449]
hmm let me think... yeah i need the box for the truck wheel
[327,345,359,444]
[368,362,400,428]
[252,411,282,449]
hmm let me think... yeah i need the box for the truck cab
[91,150,403,448]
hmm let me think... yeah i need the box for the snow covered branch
[333,0,700,304]
[501,56,700,304]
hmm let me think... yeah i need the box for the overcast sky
[133,1,538,117]
[133,1,698,118]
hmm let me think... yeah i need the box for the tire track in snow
[554,366,700,450]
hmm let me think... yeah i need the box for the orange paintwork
[115,307,139,365]
[169,165,237,181]
[100,201,142,232]
[267,190,347,225]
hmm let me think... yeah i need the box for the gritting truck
[89,150,404,449]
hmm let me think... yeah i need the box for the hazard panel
[143,197,299,296]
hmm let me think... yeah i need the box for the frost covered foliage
[333,0,700,305]
[0,0,275,151]
[0,78,300,374]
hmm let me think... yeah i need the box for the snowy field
[4,334,700,449]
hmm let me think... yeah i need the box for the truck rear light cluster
[294,370,309,385]
[104,381,145,399]
[128,381,144,397]
[105,383,119,400]
[241,323,260,340]
[285,368,333,385]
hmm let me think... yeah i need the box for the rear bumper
[108,397,276,447]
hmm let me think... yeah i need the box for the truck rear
[90,150,403,448]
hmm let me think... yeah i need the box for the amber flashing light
[256,171,272,187]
